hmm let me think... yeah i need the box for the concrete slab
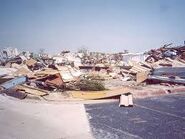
[0,95,93,139]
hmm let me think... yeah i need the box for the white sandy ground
[0,95,93,139]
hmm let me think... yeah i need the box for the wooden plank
[69,87,133,100]
[16,85,48,96]
[34,69,59,76]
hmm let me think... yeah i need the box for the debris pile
[145,43,185,85]
[1,42,185,100]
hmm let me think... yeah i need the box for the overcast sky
[0,0,185,53]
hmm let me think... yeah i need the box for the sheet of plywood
[136,71,149,83]
[69,87,133,100]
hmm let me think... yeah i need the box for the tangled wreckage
[1,43,185,101]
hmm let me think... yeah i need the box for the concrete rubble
[1,42,185,100]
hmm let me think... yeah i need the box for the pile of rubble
[144,43,185,85]
[1,43,185,100]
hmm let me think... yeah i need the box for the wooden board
[16,85,49,96]
[69,87,133,100]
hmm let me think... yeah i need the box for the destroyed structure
[1,43,185,100]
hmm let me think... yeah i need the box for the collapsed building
[1,42,185,100]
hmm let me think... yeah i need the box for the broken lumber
[16,85,48,96]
